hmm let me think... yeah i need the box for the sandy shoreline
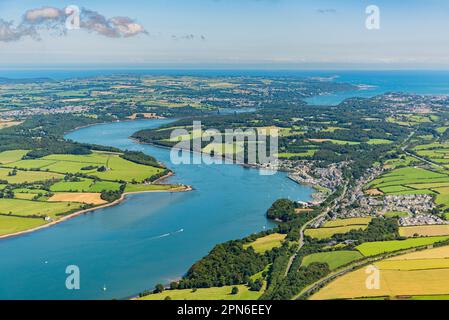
[0,184,192,241]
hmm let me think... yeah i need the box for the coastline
[129,137,280,174]
[66,116,171,136]
[0,184,192,241]
[2,117,313,300]
[0,118,192,241]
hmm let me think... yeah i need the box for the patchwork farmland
[367,166,449,210]
[311,245,449,300]
[304,218,372,240]
[0,149,184,237]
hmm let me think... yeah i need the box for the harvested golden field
[323,217,372,228]
[311,268,449,300]
[48,193,107,205]
[399,225,449,237]
[243,233,287,253]
[365,188,384,196]
[388,246,449,260]
[375,259,449,271]
[311,245,449,300]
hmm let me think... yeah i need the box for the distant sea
[1,69,449,105]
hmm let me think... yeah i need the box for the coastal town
[284,155,447,229]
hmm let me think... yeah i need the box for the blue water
[303,70,449,105]
[0,119,312,300]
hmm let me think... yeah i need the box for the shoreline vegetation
[0,117,193,240]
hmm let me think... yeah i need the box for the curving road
[284,184,348,277]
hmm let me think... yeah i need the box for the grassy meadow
[5,152,164,183]
[243,233,287,254]
[366,165,449,209]
[0,215,47,236]
[356,236,449,257]
[305,218,372,240]
[138,284,264,301]
[302,251,363,270]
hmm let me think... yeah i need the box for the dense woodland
[133,97,410,180]
[177,241,271,289]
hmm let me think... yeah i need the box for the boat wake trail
[149,228,184,240]
[153,233,170,239]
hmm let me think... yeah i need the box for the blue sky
[1,0,449,68]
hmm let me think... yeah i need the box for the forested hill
[133,96,410,179]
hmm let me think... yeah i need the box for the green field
[124,183,178,193]
[14,193,37,200]
[368,166,449,199]
[412,142,449,165]
[277,150,317,159]
[0,215,46,236]
[432,187,449,209]
[370,167,446,189]
[327,140,360,145]
[379,185,414,193]
[0,198,82,219]
[356,236,449,257]
[88,181,122,192]
[0,150,172,237]
[437,127,449,134]
[367,139,393,145]
[305,225,368,239]
[5,152,163,182]
[138,285,263,301]
[243,233,287,253]
[384,156,419,169]
[302,251,363,270]
[0,150,29,164]
[0,168,62,184]
[43,153,111,163]
[320,126,347,133]
[5,159,57,169]
[323,218,372,228]
[202,142,245,156]
[50,178,94,192]
[384,211,409,218]
[12,188,49,194]
[90,156,163,182]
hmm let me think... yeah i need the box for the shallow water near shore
[0,119,312,300]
